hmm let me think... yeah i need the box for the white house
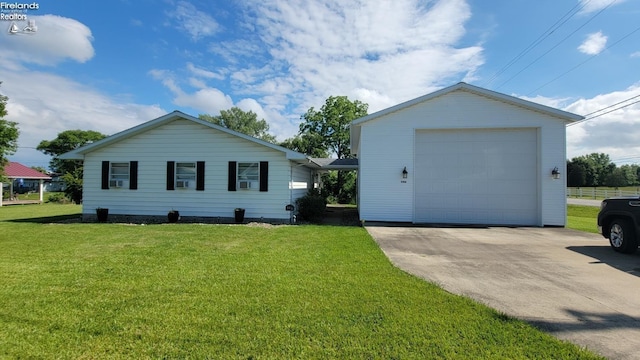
[60,111,318,222]
[350,82,583,226]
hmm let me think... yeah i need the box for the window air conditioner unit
[109,179,124,188]
[176,180,189,188]
[239,180,251,189]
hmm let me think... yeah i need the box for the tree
[566,159,586,187]
[299,96,368,159]
[568,153,615,187]
[37,130,107,203]
[279,132,329,158]
[605,168,628,188]
[199,107,276,143]
[298,96,368,203]
[0,82,20,180]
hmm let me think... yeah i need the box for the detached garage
[350,82,583,226]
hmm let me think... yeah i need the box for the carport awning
[295,158,359,170]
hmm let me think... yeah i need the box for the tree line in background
[567,153,640,188]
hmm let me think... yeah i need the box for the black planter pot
[168,211,180,223]
[96,208,109,222]
[234,208,245,223]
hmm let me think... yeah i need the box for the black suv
[597,197,640,253]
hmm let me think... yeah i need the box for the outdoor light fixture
[551,167,560,180]
[402,166,408,179]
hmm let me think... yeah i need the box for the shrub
[296,189,327,223]
[47,192,71,204]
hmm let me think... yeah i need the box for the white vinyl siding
[82,119,303,220]
[357,89,568,226]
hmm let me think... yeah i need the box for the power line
[483,1,587,87]
[529,23,640,95]
[497,0,616,91]
[568,98,640,126]
[583,93,640,117]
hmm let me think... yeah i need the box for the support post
[39,179,44,203]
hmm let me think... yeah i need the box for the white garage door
[414,128,538,225]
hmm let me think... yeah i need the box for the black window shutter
[101,161,109,189]
[196,161,205,191]
[166,161,175,190]
[129,161,138,190]
[259,161,268,192]
[228,161,237,191]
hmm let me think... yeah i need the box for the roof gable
[3,162,51,179]
[59,111,308,160]
[353,82,583,127]
[350,82,584,154]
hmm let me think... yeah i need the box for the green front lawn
[567,204,600,234]
[0,204,601,359]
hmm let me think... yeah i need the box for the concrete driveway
[367,226,640,360]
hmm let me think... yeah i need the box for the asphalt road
[367,226,640,360]
[567,198,603,207]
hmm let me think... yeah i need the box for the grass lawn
[567,204,600,234]
[0,204,601,359]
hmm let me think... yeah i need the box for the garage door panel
[415,129,538,225]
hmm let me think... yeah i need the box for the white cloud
[186,62,224,80]
[152,0,484,141]
[167,1,220,41]
[3,68,165,168]
[578,0,627,14]
[578,31,608,55]
[564,83,640,163]
[246,0,483,113]
[0,15,94,66]
[519,95,571,109]
[631,51,640,58]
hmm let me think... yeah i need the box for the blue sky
[1,0,639,169]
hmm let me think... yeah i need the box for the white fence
[567,187,640,199]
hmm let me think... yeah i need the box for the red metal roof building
[1,162,51,206]
[3,162,51,179]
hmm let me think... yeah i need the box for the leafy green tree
[279,132,329,157]
[0,83,19,180]
[568,153,615,187]
[298,96,367,204]
[199,107,276,143]
[299,96,368,159]
[37,130,107,203]
[619,164,640,186]
[605,168,628,188]
[566,159,586,187]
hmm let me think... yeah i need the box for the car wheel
[609,219,638,254]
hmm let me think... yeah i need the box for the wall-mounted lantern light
[402,166,408,179]
[551,166,560,180]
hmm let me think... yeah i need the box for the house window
[228,161,268,192]
[110,162,129,188]
[238,162,259,189]
[176,162,196,188]
[166,161,205,191]
[102,161,138,190]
